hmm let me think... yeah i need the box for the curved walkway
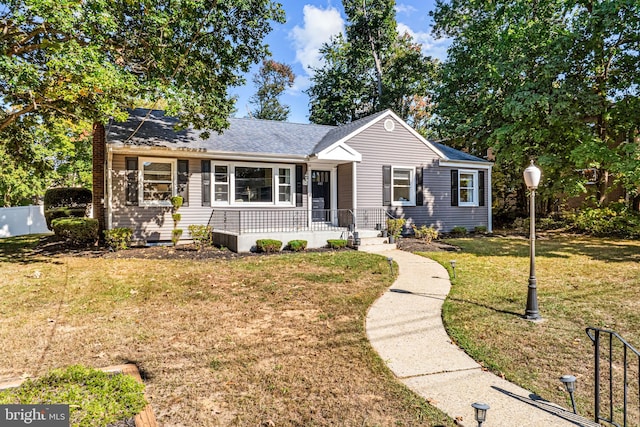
[362,247,600,427]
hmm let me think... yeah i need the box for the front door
[311,170,331,222]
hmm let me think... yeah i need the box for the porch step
[357,237,396,253]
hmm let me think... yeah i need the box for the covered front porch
[208,208,389,252]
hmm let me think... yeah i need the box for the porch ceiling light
[471,402,490,426]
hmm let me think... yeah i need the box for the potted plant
[386,218,406,244]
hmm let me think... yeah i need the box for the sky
[231,0,451,124]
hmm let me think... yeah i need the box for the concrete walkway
[362,246,600,427]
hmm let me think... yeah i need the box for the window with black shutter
[296,165,304,207]
[416,167,424,206]
[125,157,138,205]
[479,170,485,207]
[178,159,189,206]
[451,169,458,206]
[201,160,211,206]
[382,165,391,206]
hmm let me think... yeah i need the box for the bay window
[211,163,295,206]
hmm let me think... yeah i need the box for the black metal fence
[586,327,640,426]
[207,208,391,235]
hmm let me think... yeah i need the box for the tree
[432,0,640,213]
[249,59,295,121]
[307,0,438,129]
[0,0,284,204]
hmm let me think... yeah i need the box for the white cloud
[289,5,345,76]
[397,22,450,62]
[395,4,418,16]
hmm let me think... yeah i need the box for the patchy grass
[0,237,453,426]
[422,235,640,422]
[0,365,146,426]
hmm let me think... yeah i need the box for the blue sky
[231,0,450,123]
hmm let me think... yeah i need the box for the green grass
[421,234,640,421]
[0,365,146,427]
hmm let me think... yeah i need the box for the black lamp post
[523,161,542,320]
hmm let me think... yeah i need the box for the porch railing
[207,208,390,235]
[586,327,640,426]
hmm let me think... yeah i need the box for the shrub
[171,229,183,246]
[327,239,347,249]
[564,203,640,238]
[386,218,406,238]
[51,217,99,245]
[288,240,307,252]
[103,228,133,251]
[170,196,183,210]
[256,239,282,253]
[172,213,181,226]
[450,226,468,236]
[412,225,439,243]
[474,225,488,234]
[188,225,212,250]
[44,187,92,230]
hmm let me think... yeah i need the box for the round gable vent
[384,119,395,132]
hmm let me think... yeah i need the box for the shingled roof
[106,108,489,164]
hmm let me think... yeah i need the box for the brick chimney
[92,122,106,234]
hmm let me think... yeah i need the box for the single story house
[92,108,493,252]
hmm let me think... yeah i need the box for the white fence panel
[0,206,51,238]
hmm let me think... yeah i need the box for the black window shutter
[416,167,423,206]
[295,165,303,207]
[478,170,485,207]
[125,157,138,206]
[201,160,211,207]
[382,165,392,206]
[178,159,189,206]
[451,170,459,206]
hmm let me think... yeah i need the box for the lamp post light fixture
[471,402,490,426]
[523,161,542,321]
[450,260,457,278]
[560,374,578,414]
[387,257,394,275]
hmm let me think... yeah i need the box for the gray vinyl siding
[337,163,353,210]
[345,117,489,232]
[111,154,309,242]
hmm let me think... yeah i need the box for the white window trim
[391,166,416,207]
[458,169,479,207]
[211,162,295,207]
[212,164,230,204]
[139,157,177,207]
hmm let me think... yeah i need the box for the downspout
[106,146,113,230]
[306,165,312,227]
[487,167,493,233]
[352,162,357,227]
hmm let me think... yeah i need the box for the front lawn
[423,234,640,422]
[0,235,453,426]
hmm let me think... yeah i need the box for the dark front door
[311,170,331,222]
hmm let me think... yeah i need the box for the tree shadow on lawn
[449,234,640,264]
[0,235,99,264]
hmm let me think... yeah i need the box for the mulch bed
[27,234,458,261]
